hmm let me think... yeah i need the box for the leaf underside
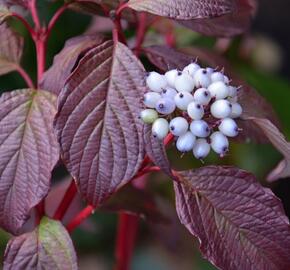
[174,166,290,270]
[0,89,59,234]
[54,41,146,206]
[128,0,236,20]
[4,217,78,270]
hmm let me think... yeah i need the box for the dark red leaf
[0,89,59,234]
[128,0,236,20]
[178,0,257,37]
[174,166,290,270]
[40,35,105,95]
[0,0,29,8]
[54,41,146,206]
[4,217,78,270]
[0,22,23,75]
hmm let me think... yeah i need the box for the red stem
[53,180,78,221]
[116,2,129,16]
[15,65,35,88]
[47,3,69,39]
[113,18,127,45]
[11,13,35,36]
[135,13,147,57]
[114,213,139,270]
[29,0,41,30]
[35,37,47,84]
[66,205,95,233]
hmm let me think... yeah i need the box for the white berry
[155,98,176,115]
[165,69,178,88]
[211,72,225,83]
[206,67,214,74]
[193,139,211,159]
[161,87,177,99]
[210,131,229,156]
[230,103,243,118]
[169,117,189,136]
[228,86,237,97]
[190,120,210,137]
[224,75,230,85]
[210,99,232,119]
[219,118,239,137]
[194,69,211,88]
[193,88,211,105]
[152,118,169,140]
[174,92,194,110]
[187,101,204,120]
[175,72,195,92]
[183,63,200,77]
[208,81,230,100]
[176,131,196,152]
[140,109,158,124]
[144,92,161,108]
[146,72,167,92]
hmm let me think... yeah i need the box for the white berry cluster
[140,62,243,160]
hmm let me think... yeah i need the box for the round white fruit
[140,109,158,124]
[210,99,232,119]
[169,117,189,136]
[152,118,169,140]
[174,92,194,110]
[175,72,195,92]
[210,131,229,156]
[187,101,204,120]
[194,69,211,88]
[193,88,211,105]
[230,103,243,118]
[193,139,211,159]
[190,120,210,137]
[219,118,239,137]
[165,69,178,88]
[155,98,176,115]
[183,63,200,77]
[144,92,161,108]
[176,131,196,152]
[208,81,230,100]
[146,72,167,92]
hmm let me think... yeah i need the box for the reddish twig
[15,65,35,89]
[47,3,70,39]
[28,0,41,30]
[116,2,129,16]
[66,205,95,233]
[35,37,47,84]
[11,13,36,37]
[135,13,147,56]
[113,18,127,45]
[53,180,78,221]
[114,213,139,270]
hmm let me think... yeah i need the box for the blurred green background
[0,1,290,269]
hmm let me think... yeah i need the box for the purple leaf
[247,118,290,182]
[174,166,290,270]
[4,217,78,270]
[40,35,105,95]
[143,124,173,178]
[0,23,23,75]
[0,89,59,234]
[178,0,257,37]
[54,41,146,206]
[128,0,236,20]
[144,45,280,143]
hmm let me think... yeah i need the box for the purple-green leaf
[4,216,78,270]
[174,166,290,270]
[40,35,105,95]
[0,23,23,75]
[178,0,257,37]
[54,41,145,206]
[128,0,236,20]
[0,89,59,234]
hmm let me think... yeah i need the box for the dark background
[0,1,290,269]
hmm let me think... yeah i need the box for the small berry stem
[15,65,35,89]
[114,212,139,270]
[53,180,78,221]
[66,205,95,233]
